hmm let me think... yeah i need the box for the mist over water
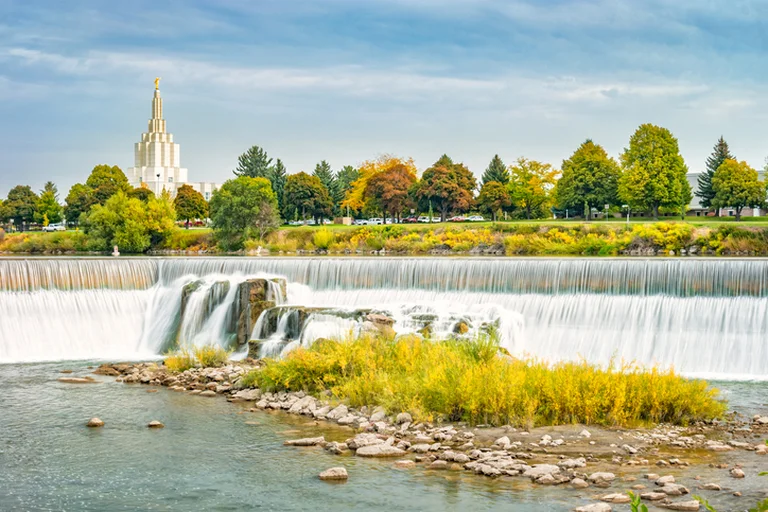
[1,257,766,380]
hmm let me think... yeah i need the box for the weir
[1,257,766,380]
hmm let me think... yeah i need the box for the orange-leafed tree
[364,163,417,222]
[341,155,418,214]
[413,155,476,222]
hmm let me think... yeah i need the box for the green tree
[128,187,155,202]
[36,190,63,225]
[482,155,509,185]
[313,160,339,215]
[413,155,476,221]
[336,165,359,215]
[618,124,689,220]
[85,164,131,205]
[508,158,558,219]
[3,185,39,229]
[555,140,620,219]
[173,184,208,227]
[477,181,511,221]
[269,158,287,213]
[233,145,273,179]
[64,183,96,226]
[209,176,280,250]
[711,159,765,221]
[284,172,333,224]
[697,136,734,214]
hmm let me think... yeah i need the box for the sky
[2,0,768,196]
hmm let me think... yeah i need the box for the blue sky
[2,0,768,196]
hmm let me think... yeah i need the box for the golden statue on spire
[154,77,161,90]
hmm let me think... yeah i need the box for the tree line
[2,122,766,252]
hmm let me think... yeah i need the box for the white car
[468,215,485,222]
[42,223,65,232]
[353,219,369,225]
[368,218,383,225]
[417,216,431,223]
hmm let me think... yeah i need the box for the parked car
[42,223,66,232]
[402,216,418,223]
[467,215,485,222]
[353,219,369,225]
[417,216,431,223]
[431,217,441,223]
[288,220,303,226]
[448,216,466,222]
[368,218,383,225]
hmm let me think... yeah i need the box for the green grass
[242,333,726,428]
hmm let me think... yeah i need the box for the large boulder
[318,467,348,481]
[355,444,406,457]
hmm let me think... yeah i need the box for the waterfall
[0,257,766,379]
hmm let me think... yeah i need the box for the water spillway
[0,257,766,380]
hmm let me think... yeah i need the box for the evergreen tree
[312,160,338,214]
[42,181,59,200]
[234,145,273,179]
[336,165,359,215]
[482,155,509,185]
[269,158,287,215]
[697,136,733,213]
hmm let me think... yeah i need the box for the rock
[324,442,348,455]
[579,429,592,438]
[574,504,611,512]
[755,416,768,425]
[231,389,262,401]
[645,473,661,480]
[493,436,511,448]
[428,460,448,470]
[600,493,630,504]
[409,444,431,454]
[658,501,700,511]
[284,436,325,447]
[730,467,745,478]
[571,478,589,489]
[394,460,416,469]
[656,475,676,485]
[370,409,387,423]
[318,467,348,481]
[622,444,638,454]
[660,484,689,496]
[355,444,406,457]
[147,420,165,428]
[326,404,349,421]
[86,417,104,428]
[640,492,667,501]
[559,457,586,469]
[395,412,412,424]
[348,433,383,450]
[588,472,616,483]
[59,376,97,384]
[199,390,216,397]
[523,464,560,479]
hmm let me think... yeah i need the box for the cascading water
[0,257,766,380]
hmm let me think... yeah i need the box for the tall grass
[246,334,726,427]
[164,345,230,372]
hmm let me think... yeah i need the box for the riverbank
[95,360,768,512]
[7,222,768,256]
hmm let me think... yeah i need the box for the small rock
[660,484,689,496]
[574,504,611,512]
[656,475,676,485]
[700,483,721,491]
[523,464,560,479]
[394,460,416,469]
[579,429,592,438]
[355,444,406,457]
[730,468,745,479]
[59,377,97,384]
[395,412,412,424]
[600,493,630,504]
[199,390,216,397]
[640,492,667,501]
[284,436,325,447]
[86,417,104,428]
[147,420,164,428]
[428,460,448,470]
[571,478,589,489]
[318,467,348,481]
[658,500,700,511]
[588,472,616,483]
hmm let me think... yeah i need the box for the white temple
[127,80,220,200]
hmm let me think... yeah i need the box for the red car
[402,216,419,223]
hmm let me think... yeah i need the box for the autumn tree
[555,140,620,219]
[209,176,280,250]
[233,145,273,179]
[507,158,558,219]
[477,181,511,221]
[711,159,765,221]
[618,124,690,220]
[174,184,209,227]
[3,185,39,229]
[342,156,419,214]
[413,155,476,221]
[64,183,96,226]
[36,181,63,225]
[284,172,333,224]
[482,155,509,185]
[128,186,155,202]
[85,164,131,205]
[364,163,417,222]
[697,137,733,215]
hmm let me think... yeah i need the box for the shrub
[164,349,196,372]
[193,345,230,367]
[244,333,726,427]
[313,228,334,250]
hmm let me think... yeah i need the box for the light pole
[623,204,630,225]
[156,173,161,196]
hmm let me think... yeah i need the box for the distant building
[686,172,764,218]
[127,81,220,199]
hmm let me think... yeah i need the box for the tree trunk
[652,203,659,220]
[584,200,590,221]
[526,206,531,220]
[736,206,742,222]
[492,211,497,222]
[441,206,448,222]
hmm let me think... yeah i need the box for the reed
[164,345,230,372]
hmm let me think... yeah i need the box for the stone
[640,492,667,501]
[409,444,431,454]
[326,404,349,421]
[558,457,586,469]
[59,377,97,384]
[658,501,700,511]
[199,390,216,397]
[755,416,768,425]
[571,478,589,489]
[660,484,689,496]
[700,483,721,491]
[369,409,387,423]
[355,444,406,457]
[324,442,348,455]
[348,433,383,450]
[231,389,262,401]
[318,467,348,481]
[588,472,616,483]
[579,429,592,438]
[395,412,412,424]
[600,493,630,504]
[86,417,104,428]
[147,420,165,428]
[730,467,745,478]
[523,464,560,479]
[493,436,511,448]
[284,436,325,447]
[428,460,448,470]
[656,475,676,485]
[394,460,416,469]
[574,504,611,512]
[645,473,661,480]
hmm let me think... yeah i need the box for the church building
[127,79,220,200]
